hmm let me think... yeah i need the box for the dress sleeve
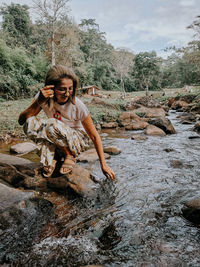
[76,98,90,122]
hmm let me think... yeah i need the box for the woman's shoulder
[75,97,87,108]
[74,97,89,119]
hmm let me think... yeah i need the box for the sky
[1,0,200,58]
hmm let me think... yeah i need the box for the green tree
[0,3,33,48]
[112,48,134,94]
[161,53,199,87]
[78,19,116,90]
[132,51,161,95]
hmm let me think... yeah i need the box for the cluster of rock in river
[0,95,200,264]
[95,95,200,136]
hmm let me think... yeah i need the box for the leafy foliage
[0,4,33,48]
[132,51,162,94]
[0,2,200,100]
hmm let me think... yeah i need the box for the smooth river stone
[77,148,110,162]
[103,146,121,155]
[0,153,31,165]
[144,125,166,136]
[10,142,38,154]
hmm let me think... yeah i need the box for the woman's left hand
[101,164,115,180]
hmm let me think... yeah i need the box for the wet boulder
[182,198,200,224]
[170,160,183,168]
[47,165,98,197]
[125,96,161,110]
[0,183,53,264]
[134,106,166,118]
[10,142,38,154]
[118,111,142,127]
[167,97,175,107]
[125,121,149,131]
[170,160,193,169]
[171,100,188,111]
[177,113,196,125]
[0,162,45,189]
[101,122,118,128]
[144,125,166,136]
[0,162,99,198]
[131,134,148,141]
[103,146,121,155]
[164,148,175,152]
[148,117,176,134]
[162,105,170,113]
[194,122,200,132]
[77,148,110,162]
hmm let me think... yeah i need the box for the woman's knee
[23,116,41,137]
[45,118,66,140]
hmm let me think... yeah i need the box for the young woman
[18,65,115,179]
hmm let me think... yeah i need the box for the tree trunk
[51,31,56,66]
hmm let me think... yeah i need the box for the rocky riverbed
[0,95,200,266]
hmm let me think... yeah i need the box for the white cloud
[179,0,196,7]
[1,0,200,58]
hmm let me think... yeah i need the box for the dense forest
[0,1,200,100]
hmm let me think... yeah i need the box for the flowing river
[2,111,200,266]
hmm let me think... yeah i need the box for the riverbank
[1,107,200,266]
[0,94,128,142]
[0,91,200,265]
[0,90,200,143]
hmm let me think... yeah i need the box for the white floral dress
[24,116,89,167]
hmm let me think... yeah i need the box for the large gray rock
[148,117,176,134]
[0,153,31,165]
[47,165,98,197]
[10,142,38,154]
[0,161,98,197]
[0,183,34,210]
[0,183,53,263]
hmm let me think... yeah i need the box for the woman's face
[54,78,73,104]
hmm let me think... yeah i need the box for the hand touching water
[101,163,115,180]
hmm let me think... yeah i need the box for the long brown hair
[45,65,79,105]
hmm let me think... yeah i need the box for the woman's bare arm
[18,99,42,125]
[18,85,54,125]
[82,114,115,180]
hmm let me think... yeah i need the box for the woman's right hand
[39,85,54,100]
